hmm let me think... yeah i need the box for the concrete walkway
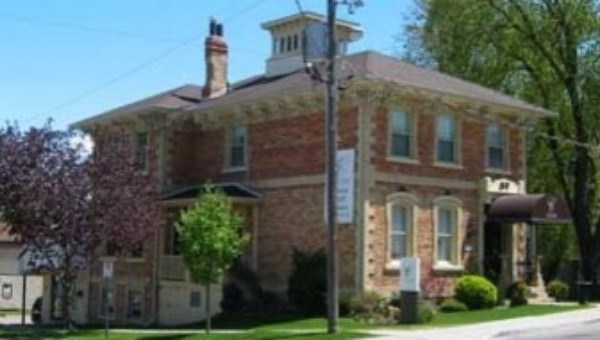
[366,304,600,339]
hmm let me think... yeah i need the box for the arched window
[386,193,419,269]
[433,196,463,270]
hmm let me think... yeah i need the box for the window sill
[223,166,247,173]
[126,258,145,263]
[484,168,511,175]
[385,260,401,271]
[433,162,463,170]
[386,156,419,165]
[432,262,464,273]
[100,257,117,262]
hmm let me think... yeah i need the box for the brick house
[49,12,569,326]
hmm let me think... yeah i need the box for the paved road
[494,318,600,339]
[368,304,600,340]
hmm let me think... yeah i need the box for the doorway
[483,221,504,286]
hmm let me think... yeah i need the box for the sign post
[399,257,420,324]
[102,261,113,340]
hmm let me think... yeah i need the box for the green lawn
[0,304,586,339]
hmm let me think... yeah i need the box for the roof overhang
[160,183,263,207]
[486,194,571,225]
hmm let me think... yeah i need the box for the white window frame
[225,125,248,171]
[133,132,149,172]
[386,193,419,270]
[126,287,144,322]
[434,114,461,167]
[388,107,418,162]
[432,196,464,271]
[485,123,509,172]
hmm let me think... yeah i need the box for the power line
[0,12,183,44]
[21,0,271,126]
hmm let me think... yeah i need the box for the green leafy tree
[403,0,600,298]
[176,185,247,334]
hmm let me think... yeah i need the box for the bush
[547,280,569,301]
[349,291,389,324]
[455,275,498,310]
[417,300,437,324]
[507,281,529,307]
[288,248,327,315]
[439,298,469,313]
[339,291,357,317]
[388,292,401,309]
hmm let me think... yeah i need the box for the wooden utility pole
[325,0,339,334]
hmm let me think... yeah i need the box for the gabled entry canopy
[487,194,571,225]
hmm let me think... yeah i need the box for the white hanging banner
[336,149,355,224]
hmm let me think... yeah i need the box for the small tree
[176,185,247,334]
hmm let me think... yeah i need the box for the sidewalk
[365,304,600,340]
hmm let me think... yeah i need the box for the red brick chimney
[203,18,228,99]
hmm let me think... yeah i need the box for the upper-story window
[486,123,507,170]
[134,132,148,171]
[228,126,247,169]
[279,37,285,54]
[389,108,415,159]
[436,115,458,163]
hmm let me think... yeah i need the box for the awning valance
[486,194,571,225]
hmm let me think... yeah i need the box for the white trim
[385,192,419,268]
[485,123,510,172]
[432,196,463,268]
[388,107,418,160]
[434,114,462,165]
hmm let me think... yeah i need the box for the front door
[483,221,504,286]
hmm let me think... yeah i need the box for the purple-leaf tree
[0,123,160,328]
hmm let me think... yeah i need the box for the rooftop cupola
[261,11,363,77]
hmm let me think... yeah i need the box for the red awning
[486,194,571,225]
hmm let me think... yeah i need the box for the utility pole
[325,0,362,334]
[325,0,339,334]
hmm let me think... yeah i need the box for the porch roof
[486,194,571,225]
[160,183,263,202]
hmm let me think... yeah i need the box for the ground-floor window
[386,193,419,266]
[433,196,462,268]
[127,289,144,320]
[99,285,115,320]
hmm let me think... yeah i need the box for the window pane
[437,207,455,262]
[391,110,412,157]
[437,140,455,162]
[488,147,504,169]
[190,291,202,308]
[390,204,411,259]
[437,236,452,262]
[391,234,406,259]
[437,115,456,141]
[127,290,143,319]
[392,205,408,232]
[134,132,148,170]
[392,135,410,157]
[486,124,504,148]
[229,126,247,168]
[487,124,505,169]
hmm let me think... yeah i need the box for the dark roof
[486,194,571,225]
[187,51,552,116]
[74,51,553,128]
[161,183,263,201]
[73,84,203,128]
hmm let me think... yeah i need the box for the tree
[403,0,600,300]
[0,124,160,328]
[176,185,247,334]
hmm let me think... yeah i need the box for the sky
[0,0,417,129]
